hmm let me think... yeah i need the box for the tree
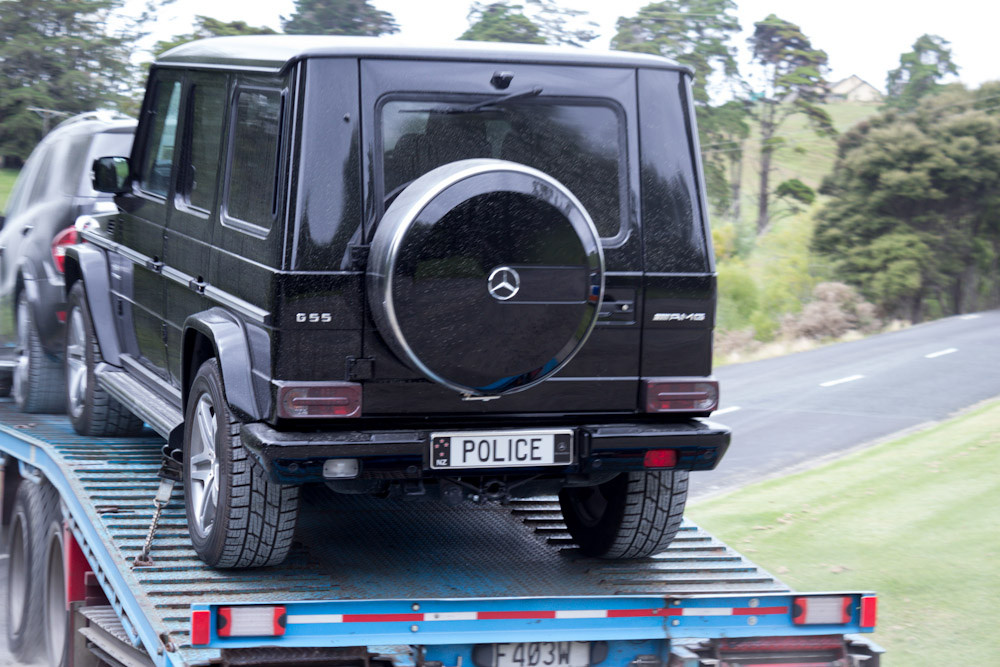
[814,86,1000,321]
[460,3,545,44]
[154,16,277,56]
[748,14,834,234]
[282,0,399,36]
[0,0,143,162]
[611,2,744,219]
[612,1,740,105]
[885,34,959,110]
[524,0,597,47]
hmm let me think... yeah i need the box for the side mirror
[92,156,130,194]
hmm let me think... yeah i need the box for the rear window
[380,99,625,240]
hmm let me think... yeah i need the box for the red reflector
[56,310,67,323]
[277,383,361,418]
[191,610,212,645]
[860,596,877,627]
[645,379,718,413]
[643,449,677,468]
[792,596,852,625]
[217,606,286,638]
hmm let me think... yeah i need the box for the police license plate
[430,429,573,469]
[493,642,591,667]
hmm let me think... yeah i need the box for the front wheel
[559,469,688,559]
[184,359,299,568]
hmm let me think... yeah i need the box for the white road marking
[713,406,742,416]
[925,348,958,359]
[820,374,865,388]
[960,314,980,320]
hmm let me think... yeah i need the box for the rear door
[359,59,643,415]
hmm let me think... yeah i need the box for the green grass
[0,168,18,212]
[688,399,1000,665]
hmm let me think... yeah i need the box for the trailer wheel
[184,358,299,568]
[65,282,144,436]
[559,470,688,559]
[42,506,69,667]
[5,480,61,660]
[14,291,66,413]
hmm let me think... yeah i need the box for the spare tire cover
[368,159,604,396]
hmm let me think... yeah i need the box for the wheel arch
[182,309,264,422]
[62,245,120,365]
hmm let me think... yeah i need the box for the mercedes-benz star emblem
[488,266,520,301]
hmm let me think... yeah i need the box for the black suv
[0,112,134,412]
[75,36,729,568]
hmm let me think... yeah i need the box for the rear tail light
[860,595,877,627]
[644,378,718,413]
[277,382,361,418]
[51,227,79,273]
[643,449,677,468]
[792,596,853,625]
[217,605,286,638]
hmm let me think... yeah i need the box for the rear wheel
[6,480,61,661]
[42,504,70,667]
[14,291,66,413]
[65,282,143,436]
[559,469,688,559]
[184,359,299,568]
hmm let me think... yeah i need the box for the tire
[184,359,298,568]
[65,281,143,436]
[42,503,70,667]
[6,480,61,661]
[559,469,689,559]
[14,291,66,413]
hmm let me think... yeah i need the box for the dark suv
[0,112,134,412]
[75,36,730,568]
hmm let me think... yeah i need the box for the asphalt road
[691,309,1000,499]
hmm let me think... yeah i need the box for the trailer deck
[0,401,876,666]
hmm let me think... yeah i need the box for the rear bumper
[241,419,731,484]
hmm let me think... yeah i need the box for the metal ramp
[0,401,789,666]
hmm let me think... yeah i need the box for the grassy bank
[0,168,17,210]
[689,399,1000,665]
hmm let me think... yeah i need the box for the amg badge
[653,312,706,322]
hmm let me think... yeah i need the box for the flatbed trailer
[0,400,882,667]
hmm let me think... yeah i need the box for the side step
[96,365,184,440]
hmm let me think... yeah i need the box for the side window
[139,79,182,197]
[183,79,227,211]
[225,88,283,230]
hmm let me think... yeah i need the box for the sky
[134,0,998,92]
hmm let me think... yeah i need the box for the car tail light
[792,596,853,625]
[643,449,677,468]
[217,605,286,638]
[644,379,718,413]
[51,227,79,273]
[277,382,361,418]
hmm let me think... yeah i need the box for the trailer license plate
[494,642,590,667]
[430,430,573,469]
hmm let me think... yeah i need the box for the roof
[157,35,688,74]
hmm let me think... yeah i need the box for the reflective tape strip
[554,610,608,619]
[284,605,790,625]
[286,614,344,624]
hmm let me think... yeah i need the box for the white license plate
[430,429,573,469]
[494,642,590,667]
